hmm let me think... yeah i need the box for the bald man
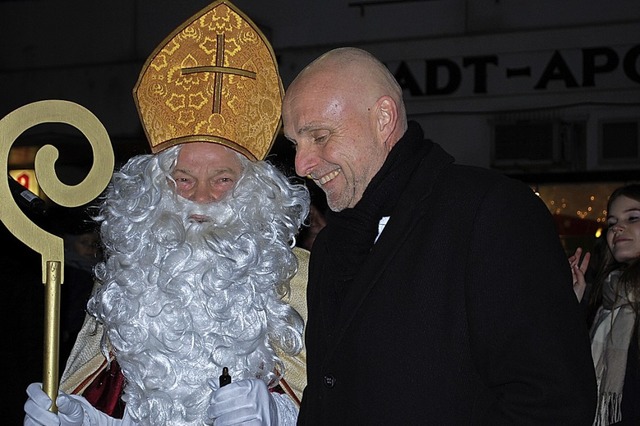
[282,47,597,425]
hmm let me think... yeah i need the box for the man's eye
[314,135,328,143]
[174,177,193,186]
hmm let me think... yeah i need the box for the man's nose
[191,183,221,204]
[294,144,318,178]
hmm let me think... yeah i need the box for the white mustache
[174,197,235,227]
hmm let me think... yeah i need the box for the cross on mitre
[182,33,257,115]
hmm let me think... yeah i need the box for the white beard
[89,155,306,425]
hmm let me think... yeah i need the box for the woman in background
[571,184,640,425]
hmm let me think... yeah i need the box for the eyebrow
[285,123,323,143]
[296,122,327,136]
[607,207,640,220]
[172,166,238,176]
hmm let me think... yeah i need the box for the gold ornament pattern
[133,0,283,161]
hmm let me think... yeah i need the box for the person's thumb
[56,394,85,426]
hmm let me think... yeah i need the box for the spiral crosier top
[133,0,283,161]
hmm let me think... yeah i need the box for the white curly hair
[87,144,310,425]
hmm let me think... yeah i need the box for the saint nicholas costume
[56,0,310,422]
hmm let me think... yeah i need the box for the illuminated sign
[9,169,40,196]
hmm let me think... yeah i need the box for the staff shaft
[43,261,61,412]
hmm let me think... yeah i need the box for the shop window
[491,120,585,171]
[494,122,555,164]
[599,120,639,164]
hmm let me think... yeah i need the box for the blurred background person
[58,208,103,369]
[572,184,640,426]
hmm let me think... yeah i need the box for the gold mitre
[133,0,283,161]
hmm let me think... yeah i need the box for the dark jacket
[298,122,597,425]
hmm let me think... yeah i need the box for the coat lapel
[320,141,454,363]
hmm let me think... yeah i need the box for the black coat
[298,127,597,425]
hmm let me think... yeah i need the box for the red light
[16,173,30,188]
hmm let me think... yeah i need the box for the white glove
[206,378,298,425]
[24,382,59,425]
[24,382,130,426]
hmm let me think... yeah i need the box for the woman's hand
[568,247,590,302]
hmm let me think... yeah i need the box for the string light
[534,182,624,239]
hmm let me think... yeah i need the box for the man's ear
[376,96,398,148]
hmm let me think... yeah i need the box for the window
[599,120,639,164]
[491,119,586,171]
[494,122,555,164]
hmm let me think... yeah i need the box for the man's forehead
[173,143,244,171]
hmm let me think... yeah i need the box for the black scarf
[322,121,431,305]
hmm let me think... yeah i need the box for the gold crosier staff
[0,100,114,412]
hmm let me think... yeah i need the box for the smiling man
[283,47,597,425]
